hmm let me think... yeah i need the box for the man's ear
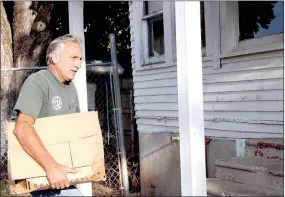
[50,53,59,64]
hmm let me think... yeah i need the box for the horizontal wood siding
[129,3,283,138]
[203,51,283,138]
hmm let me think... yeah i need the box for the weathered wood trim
[133,2,143,69]
[133,2,176,69]
[204,129,283,138]
[211,2,221,69]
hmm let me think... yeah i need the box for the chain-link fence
[86,70,123,195]
[0,66,127,196]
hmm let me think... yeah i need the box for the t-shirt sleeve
[11,77,44,121]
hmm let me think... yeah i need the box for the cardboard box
[7,111,106,195]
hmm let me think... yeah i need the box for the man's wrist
[43,159,58,172]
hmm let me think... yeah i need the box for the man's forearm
[14,122,58,172]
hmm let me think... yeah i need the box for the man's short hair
[46,34,82,65]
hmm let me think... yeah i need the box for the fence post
[109,34,130,196]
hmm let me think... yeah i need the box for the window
[134,1,208,69]
[200,1,206,57]
[200,2,206,48]
[219,1,284,58]
[238,1,284,40]
[143,2,165,57]
[133,1,176,68]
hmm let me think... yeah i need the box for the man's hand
[46,163,78,189]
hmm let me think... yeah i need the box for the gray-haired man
[11,34,85,196]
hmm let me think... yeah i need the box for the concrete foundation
[138,135,284,195]
[139,132,181,196]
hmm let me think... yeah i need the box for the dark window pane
[200,2,206,48]
[148,16,164,57]
[239,1,284,40]
[144,1,163,15]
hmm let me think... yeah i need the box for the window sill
[137,61,174,71]
[238,33,283,49]
[220,42,283,59]
[202,56,213,61]
[136,55,214,71]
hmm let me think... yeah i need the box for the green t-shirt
[11,69,80,121]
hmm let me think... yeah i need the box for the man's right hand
[45,163,78,189]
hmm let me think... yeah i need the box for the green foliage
[83,1,131,78]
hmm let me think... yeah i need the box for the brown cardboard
[7,111,106,195]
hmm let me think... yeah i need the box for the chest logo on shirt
[52,96,62,111]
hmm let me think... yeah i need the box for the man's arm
[14,112,77,189]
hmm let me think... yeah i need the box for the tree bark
[13,1,54,68]
[0,0,13,161]
[13,1,35,67]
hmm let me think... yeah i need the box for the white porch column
[175,2,207,196]
[68,2,91,196]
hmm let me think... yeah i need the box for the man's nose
[75,60,81,69]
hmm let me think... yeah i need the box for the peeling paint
[207,118,283,125]
[254,150,264,157]
[257,142,284,150]
[267,156,283,161]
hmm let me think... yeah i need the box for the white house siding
[203,51,283,138]
[129,2,283,139]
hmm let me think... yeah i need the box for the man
[11,34,84,196]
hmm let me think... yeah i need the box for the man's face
[56,42,82,82]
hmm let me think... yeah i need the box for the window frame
[142,5,165,65]
[133,2,176,70]
[219,1,284,58]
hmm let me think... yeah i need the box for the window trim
[142,10,163,20]
[142,11,165,65]
[220,1,284,59]
[133,2,176,70]
[204,1,221,69]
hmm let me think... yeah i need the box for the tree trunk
[0,0,13,162]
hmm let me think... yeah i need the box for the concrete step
[215,157,283,191]
[207,178,283,196]
[245,138,284,160]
